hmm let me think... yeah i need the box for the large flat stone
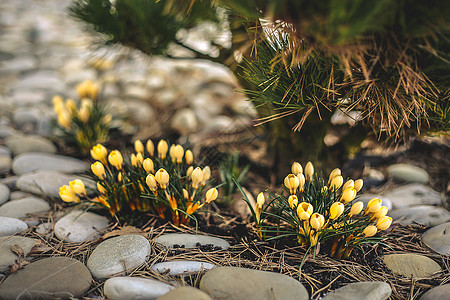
[0,217,28,237]
[422,222,450,255]
[322,281,391,300]
[104,277,174,300]
[54,210,109,243]
[0,196,50,219]
[390,206,450,226]
[5,135,56,156]
[0,236,38,272]
[387,164,429,183]
[0,183,10,205]
[200,266,309,300]
[155,234,230,250]
[12,152,88,175]
[419,284,450,300]
[151,260,215,275]
[16,170,94,198]
[87,235,151,279]
[383,254,441,278]
[157,286,212,300]
[0,257,92,299]
[383,184,443,209]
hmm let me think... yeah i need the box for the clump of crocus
[59,140,219,227]
[53,80,111,154]
[239,161,392,261]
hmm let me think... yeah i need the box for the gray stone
[0,126,18,139]
[0,175,18,190]
[171,109,199,135]
[419,284,450,300]
[123,99,155,124]
[0,56,37,74]
[422,222,450,255]
[387,164,429,183]
[0,146,11,156]
[157,286,212,300]
[0,257,92,299]
[321,281,391,300]
[152,260,215,275]
[0,217,28,237]
[36,221,53,236]
[12,107,42,130]
[155,234,230,250]
[390,205,450,226]
[353,194,393,211]
[54,210,109,243]
[104,277,174,300]
[0,196,50,219]
[0,183,10,205]
[12,152,88,175]
[383,254,441,278]
[87,235,151,279]
[10,90,47,106]
[200,266,309,300]
[0,155,12,174]
[383,184,443,209]
[16,170,95,198]
[9,191,30,200]
[12,70,65,92]
[5,135,56,156]
[0,236,38,272]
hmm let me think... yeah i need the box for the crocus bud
[202,166,211,185]
[310,213,325,230]
[183,189,189,200]
[78,106,90,123]
[52,95,64,113]
[169,145,176,162]
[373,206,389,220]
[362,225,378,237]
[136,153,144,165]
[91,162,106,179]
[291,162,303,175]
[354,179,364,192]
[97,182,106,194]
[146,174,157,191]
[76,79,99,100]
[329,202,344,220]
[130,153,138,167]
[376,216,392,230]
[340,187,357,203]
[205,188,218,203]
[146,139,155,156]
[284,174,300,194]
[328,168,341,184]
[117,172,122,182]
[57,111,72,129]
[256,192,265,209]
[185,150,194,165]
[155,168,170,189]
[305,162,314,180]
[298,211,310,221]
[297,202,313,220]
[186,166,194,177]
[342,179,354,191]
[157,140,168,160]
[108,150,123,170]
[349,201,364,216]
[366,198,382,214]
[69,179,86,196]
[59,185,79,203]
[143,158,154,173]
[134,140,144,154]
[329,175,343,191]
[297,173,306,192]
[65,99,77,116]
[90,144,108,164]
[288,195,298,209]
[173,145,184,164]
[191,167,203,189]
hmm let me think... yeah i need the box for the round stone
[5,135,56,156]
[155,234,230,250]
[0,196,50,219]
[54,210,109,243]
[0,257,92,299]
[387,164,429,183]
[123,99,155,124]
[0,182,10,205]
[419,284,450,300]
[390,206,450,227]
[12,152,88,175]
[0,155,12,174]
[16,170,95,198]
[0,217,28,237]
[383,254,442,278]
[151,260,215,275]
[321,281,391,300]
[171,109,199,135]
[0,236,38,272]
[157,286,212,300]
[422,222,450,255]
[87,235,151,279]
[104,277,175,300]
[200,266,309,300]
[382,184,443,209]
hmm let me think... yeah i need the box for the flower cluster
[59,140,218,226]
[53,80,111,154]
[246,161,392,260]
